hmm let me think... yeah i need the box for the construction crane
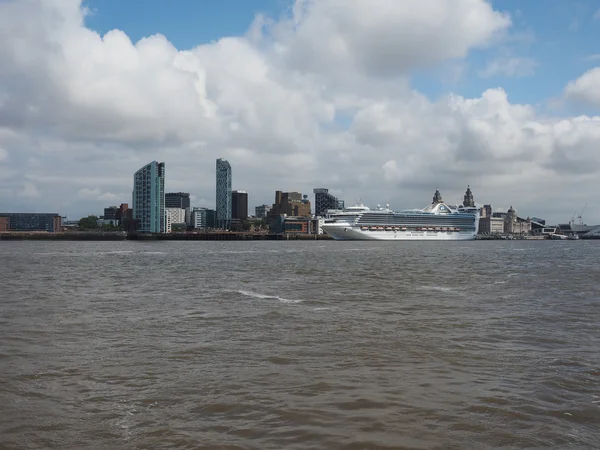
[577,204,588,226]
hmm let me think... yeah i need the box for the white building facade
[165,207,186,233]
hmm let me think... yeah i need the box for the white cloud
[0,0,598,224]
[271,0,510,78]
[479,57,538,78]
[18,182,41,198]
[564,67,600,107]
[77,188,119,201]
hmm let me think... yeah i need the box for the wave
[418,285,454,292]
[236,290,301,304]
[33,250,135,256]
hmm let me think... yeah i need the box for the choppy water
[1,240,599,449]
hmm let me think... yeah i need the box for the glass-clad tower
[132,161,165,233]
[215,158,232,229]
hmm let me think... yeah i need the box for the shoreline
[0,232,333,241]
[1,232,598,241]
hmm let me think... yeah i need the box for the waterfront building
[190,207,216,229]
[268,191,311,218]
[481,204,492,218]
[531,217,546,226]
[116,204,135,231]
[267,191,311,232]
[165,192,190,209]
[462,186,475,208]
[231,190,248,220]
[255,204,271,219]
[216,158,232,229]
[478,205,503,234]
[132,161,165,233]
[0,216,9,232]
[103,206,119,221]
[0,213,62,232]
[165,208,186,233]
[479,216,504,234]
[313,188,344,216]
[115,203,129,225]
[312,217,325,234]
[504,206,532,234]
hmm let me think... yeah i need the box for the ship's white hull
[322,224,476,241]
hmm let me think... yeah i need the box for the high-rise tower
[231,190,248,220]
[132,161,165,233]
[216,158,232,229]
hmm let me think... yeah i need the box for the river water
[0,240,599,449]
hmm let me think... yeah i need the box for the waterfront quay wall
[0,232,127,241]
[128,232,333,241]
[0,232,333,241]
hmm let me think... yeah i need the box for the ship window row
[357,217,475,226]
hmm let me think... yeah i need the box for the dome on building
[508,205,515,213]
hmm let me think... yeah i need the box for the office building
[132,161,166,233]
[165,192,190,209]
[0,213,62,232]
[231,190,248,220]
[313,188,344,216]
[216,158,232,229]
[190,207,216,229]
[103,206,119,220]
[255,204,271,219]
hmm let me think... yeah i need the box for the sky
[1,0,600,224]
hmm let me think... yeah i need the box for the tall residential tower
[216,158,232,229]
[133,161,165,233]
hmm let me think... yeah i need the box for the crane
[577,204,588,226]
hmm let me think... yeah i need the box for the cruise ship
[321,188,480,241]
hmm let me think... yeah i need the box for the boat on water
[321,189,480,241]
[568,233,580,240]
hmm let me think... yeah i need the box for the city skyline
[1,1,599,224]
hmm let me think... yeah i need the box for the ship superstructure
[321,188,480,241]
